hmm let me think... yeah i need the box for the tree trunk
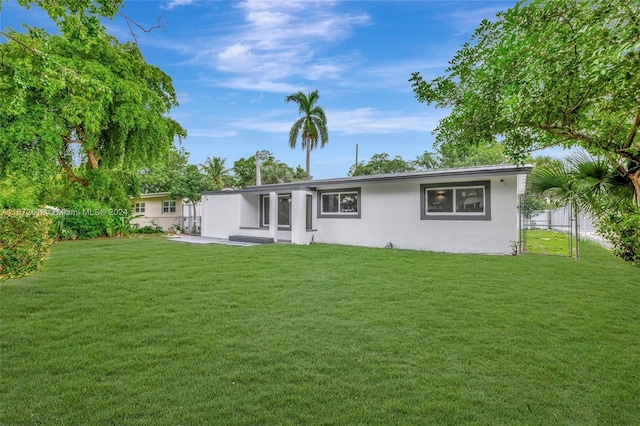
[306,143,311,180]
[630,169,640,206]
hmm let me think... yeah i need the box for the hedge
[0,210,52,280]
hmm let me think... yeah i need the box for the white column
[290,190,306,245]
[269,191,278,242]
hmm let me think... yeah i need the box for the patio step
[228,235,274,244]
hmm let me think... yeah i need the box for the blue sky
[2,0,522,179]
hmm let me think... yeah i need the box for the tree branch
[623,106,640,150]
[117,10,166,43]
[58,156,89,187]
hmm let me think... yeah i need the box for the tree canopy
[0,1,185,188]
[410,0,640,203]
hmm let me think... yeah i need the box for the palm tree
[529,151,634,217]
[285,90,328,180]
[202,156,231,189]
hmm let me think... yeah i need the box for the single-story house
[200,164,532,254]
[130,192,201,232]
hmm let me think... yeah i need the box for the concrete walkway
[166,235,260,247]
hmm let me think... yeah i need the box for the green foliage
[0,210,52,280]
[140,146,190,194]
[598,208,640,266]
[348,145,508,177]
[529,151,639,265]
[285,90,329,179]
[350,153,416,176]
[60,200,117,239]
[131,225,164,234]
[0,19,186,186]
[202,156,232,189]
[0,173,38,208]
[411,0,640,202]
[170,164,210,205]
[3,1,123,34]
[232,151,304,188]
[437,142,510,168]
[530,151,635,216]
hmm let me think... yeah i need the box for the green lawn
[1,236,639,424]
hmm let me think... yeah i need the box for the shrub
[61,200,115,239]
[598,208,640,267]
[0,210,52,280]
[131,225,164,235]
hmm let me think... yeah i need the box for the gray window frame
[420,181,491,221]
[162,200,176,214]
[317,187,361,219]
[260,194,291,229]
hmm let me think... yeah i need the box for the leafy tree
[231,151,305,188]
[1,1,123,32]
[140,146,190,194]
[285,90,329,180]
[437,142,510,169]
[410,0,640,203]
[413,151,439,171]
[169,164,210,234]
[0,11,185,188]
[350,153,416,176]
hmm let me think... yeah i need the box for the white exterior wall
[131,196,183,231]
[310,176,520,254]
[201,171,526,255]
[201,193,241,238]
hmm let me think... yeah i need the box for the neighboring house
[200,165,532,254]
[130,192,201,232]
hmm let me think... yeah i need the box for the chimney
[255,151,261,186]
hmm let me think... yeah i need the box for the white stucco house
[200,165,532,254]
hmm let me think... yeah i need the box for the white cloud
[330,108,444,134]
[196,1,370,90]
[212,78,304,94]
[187,129,238,138]
[163,0,197,10]
[223,107,445,135]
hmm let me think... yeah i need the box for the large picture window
[421,181,491,221]
[317,188,361,218]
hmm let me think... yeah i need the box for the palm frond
[289,117,305,149]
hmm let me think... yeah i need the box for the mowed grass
[524,229,576,256]
[1,237,639,424]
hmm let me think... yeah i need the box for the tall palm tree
[285,90,328,180]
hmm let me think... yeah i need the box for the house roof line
[203,164,533,195]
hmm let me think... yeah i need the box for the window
[317,188,361,218]
[421,181,491,221]
[260,194,291,228]
[306,195,313,230]
[162,200,176,213]
[135,202,145,213]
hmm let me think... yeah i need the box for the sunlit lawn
[1,236,638,424]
